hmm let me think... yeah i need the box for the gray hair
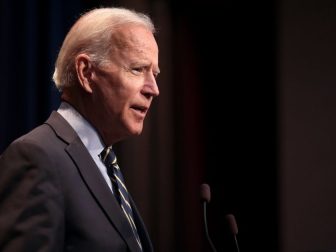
[52,7,155,91]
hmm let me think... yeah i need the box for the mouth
[130,105,148,115]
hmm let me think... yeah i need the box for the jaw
[119,109,146,137]
[125,113,145,135]
[95,107,146,145]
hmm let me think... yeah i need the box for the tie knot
[99,146,117,166]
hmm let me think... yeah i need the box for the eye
[131,67,145,75]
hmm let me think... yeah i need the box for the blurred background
[1,0,336,251]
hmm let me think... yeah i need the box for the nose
[142,73,160,98]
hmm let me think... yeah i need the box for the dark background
[1,0,336,251]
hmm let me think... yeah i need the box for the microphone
[225,214,240,252]
[200,183,217,252]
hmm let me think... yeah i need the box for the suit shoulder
[9,119,69,151]
[0,122,67,166]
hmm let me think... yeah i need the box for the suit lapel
[129,195,154,252]
[45,111,142,252]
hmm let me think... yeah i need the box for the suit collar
[57,102,105,153]
[44,111,78,144]
[65,142,142,252]
[44,111,143,252]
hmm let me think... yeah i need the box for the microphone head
[225,214,238,235]
[200,183,211,203]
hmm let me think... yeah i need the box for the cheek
[93,87,111,107]
[117,85,138,103]
[94,74,139,111]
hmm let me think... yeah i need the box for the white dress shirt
[57,101,113,192]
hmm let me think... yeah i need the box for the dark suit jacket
[0,111,153,252]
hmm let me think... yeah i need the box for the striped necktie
[99,146,142,250]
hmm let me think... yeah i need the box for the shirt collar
[57,101,105,155]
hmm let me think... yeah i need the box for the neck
[61,87,122,146]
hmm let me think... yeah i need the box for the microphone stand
[203,201,217,252]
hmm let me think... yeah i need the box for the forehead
[111,24,158,56]
[107,24,159,73]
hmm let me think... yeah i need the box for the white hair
[52,7,155,91]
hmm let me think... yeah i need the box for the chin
[127,124,143,136]
[130,129,143,136]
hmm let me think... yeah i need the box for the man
[0,7,159,252]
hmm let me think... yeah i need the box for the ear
[75,54,94,93]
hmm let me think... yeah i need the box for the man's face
[91,24,160,143]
